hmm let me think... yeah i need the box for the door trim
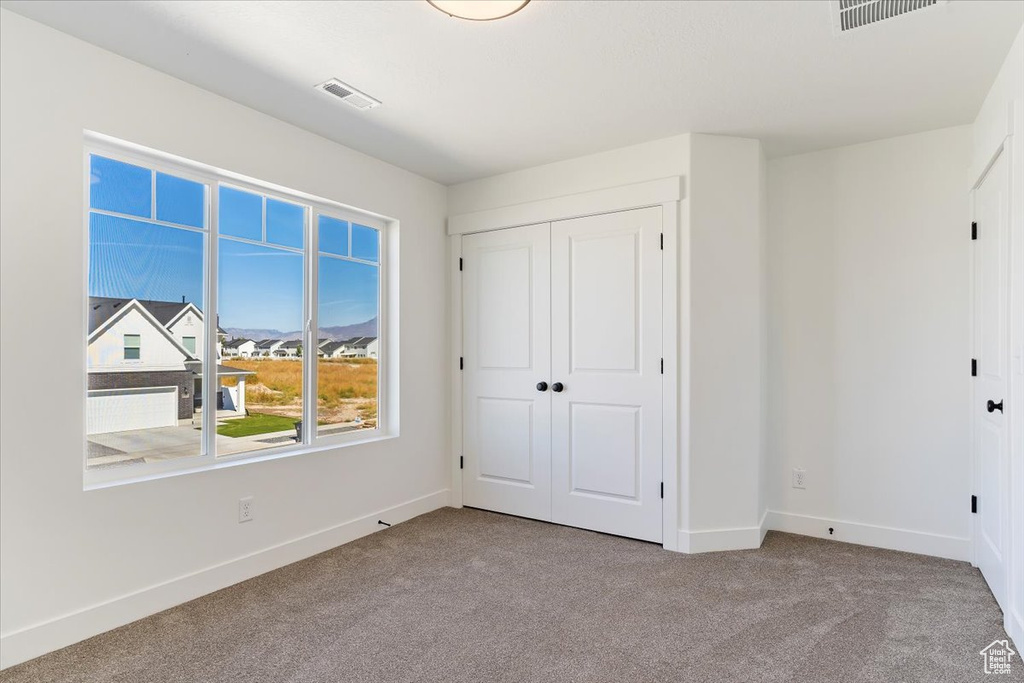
[447,176,684,235]
[448,184,684,552]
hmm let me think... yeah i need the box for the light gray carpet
[2,507,1019,683]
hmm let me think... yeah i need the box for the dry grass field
[221,358,377,425]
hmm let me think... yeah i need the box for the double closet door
[462,206,663,543]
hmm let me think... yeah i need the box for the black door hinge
[459,357,464,370]
[660,358,664,374]
[972,222,978,241]
[460,456,464,470]
[459,257,463,271]
[972,359,977,377]
[660,233,664,250]
[660,482,664,499]
[971,495,977,514]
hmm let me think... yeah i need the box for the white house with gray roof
[223,338,256,358]
[87,297,252,435]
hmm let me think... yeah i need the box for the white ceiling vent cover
[832,0,947,33]
[315,78,381,110]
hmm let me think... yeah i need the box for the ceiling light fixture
[428,0,530,21]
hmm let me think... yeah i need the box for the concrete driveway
[87,423,302,466]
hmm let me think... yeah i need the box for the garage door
[87,386,178,435]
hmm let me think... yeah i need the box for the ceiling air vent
[315,78,381,110]
[833,0,947,33]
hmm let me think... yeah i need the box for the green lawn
[217,412,298,438]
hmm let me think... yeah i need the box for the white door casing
[462,223,552,521]
[973,147,1011,610]
[550,207,664,543]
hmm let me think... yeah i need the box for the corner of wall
[685,133,766,543]
[758,142,769,528]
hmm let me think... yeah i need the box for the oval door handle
[536,382,548,392]
[551,382,564,393]
[987,399,1003,413]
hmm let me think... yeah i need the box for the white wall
[167,307,204,362]
[0,10,449,668]
[685,135,766,548]
[766,125,972,559]
[447,135,690,216]
[971,25,1024,652]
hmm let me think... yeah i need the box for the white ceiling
[3,0,1022,185]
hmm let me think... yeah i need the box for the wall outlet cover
[238,496,255,523]
[792,468,806,489]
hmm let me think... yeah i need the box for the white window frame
[83,131,398,489]
[123,333,142,361]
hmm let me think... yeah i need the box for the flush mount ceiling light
[428,0,530,21]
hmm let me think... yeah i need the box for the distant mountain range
[224,317,377,342]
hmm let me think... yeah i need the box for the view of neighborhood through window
[216,186,305,456]
[316,215,380,434]
[87,154,206,468]
[87,149,384,474]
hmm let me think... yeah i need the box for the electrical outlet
[238,496,254,523]
[792,468,806,489]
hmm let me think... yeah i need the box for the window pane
[124,334,141,360]
[156,173,205,228]
[318,215,349,256]
[87,205,205,469]
[89,214,204,303]
[219,186,262,241]
[266,198,304,249]
[182,336,196,354]
[351,224,379,263]
[217,237,304,456]
[317,256,379,434]
[90,155,152,218]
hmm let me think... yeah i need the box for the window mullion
[203,183,218,461]
[304,208,317,445]
[377,224,387,433]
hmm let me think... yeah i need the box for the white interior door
[973,148,1011,610]
[550,207,663,542]
[462,223,552,521]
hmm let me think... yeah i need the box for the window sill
[83,431,398,491]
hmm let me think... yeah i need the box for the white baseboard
[766,510,970,562]
[1006,607,1023,654]
[678,510,768,554]
[0,489,451,671]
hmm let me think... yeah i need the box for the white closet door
[462,223,552,521]
[550,207,663,542]
[973,149,1011,610]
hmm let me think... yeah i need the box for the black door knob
[551,382,564,393]
[536,382,548,391]
[988,399,1004,413]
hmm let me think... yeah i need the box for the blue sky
[89,156,378,332]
